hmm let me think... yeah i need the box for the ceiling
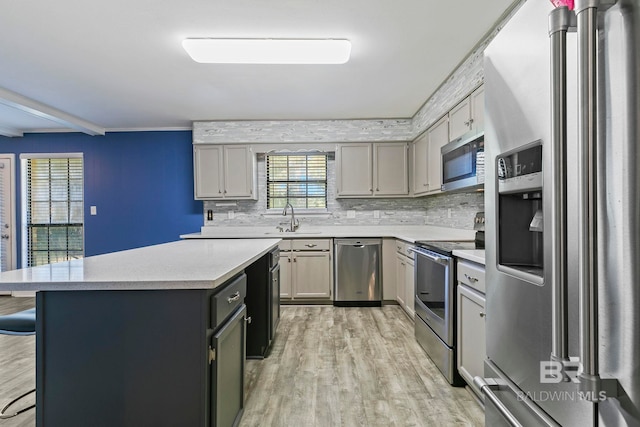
[0,0,517,136]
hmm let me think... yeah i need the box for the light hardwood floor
[0,298,483,427]
[241,306,484,427]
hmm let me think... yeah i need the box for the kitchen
[0,0,639,426]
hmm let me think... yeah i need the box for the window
[21,154,84,267]
[266,154,327,209]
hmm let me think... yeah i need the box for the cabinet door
[293,252,331,298]
[373,143,408,196]
[223,145,254,199]
[427,116,449,193]
[395,254,406,308]
[412,133,429,196]
[457,285,486,392]
[405,257,415,318]
[279,252,292,299]
[194,145,223,199]
[336,144,373,196]
[470,85,484,133]
[449,97,472,142]
[210,305,246,427]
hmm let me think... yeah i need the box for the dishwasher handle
[335,238,382,247]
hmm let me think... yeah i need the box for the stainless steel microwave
[440,133,484,192]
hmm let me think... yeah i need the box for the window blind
[266,154,327,209]
[25,157,84,267]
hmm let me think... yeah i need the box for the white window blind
[25,157,84,267]
[266,154,327,209]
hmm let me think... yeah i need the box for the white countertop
[0,239,280,292]
[452,249,486,265]
[181,225,476,244]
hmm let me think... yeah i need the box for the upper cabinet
[336,142,408,198]
[374,143,409,196]
[194,144,257,200]
[448,85,484,142]
[412,115,449,196]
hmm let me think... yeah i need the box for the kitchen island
[0,239,280,427]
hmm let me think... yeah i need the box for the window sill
[264,209,330,219]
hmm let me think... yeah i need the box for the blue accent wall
[0,131,202,266]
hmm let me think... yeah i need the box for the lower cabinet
[395,239,415,317]
[36,272,249,427]
[456,260,486,400]
[279,239,332,301]
[210,304,246,427]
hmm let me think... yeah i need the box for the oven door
[412,247,454,346]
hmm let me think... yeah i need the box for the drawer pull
[208,346,216,364]
[227,291,241,304]
[245,316,252,324]
[305,244,317,248]
[464,274,479,283]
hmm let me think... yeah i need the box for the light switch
[373,210,380,219]
[90,206,97,216]
[228,211,235,219]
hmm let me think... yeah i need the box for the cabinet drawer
[457,261,485,293]
[395,240,414,259]
[211,273,247,329]
[292,239,331,251]
[278,240,292,252]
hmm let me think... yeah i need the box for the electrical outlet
[90,206,97,216]
[347,210,356,219]
[448,208,452,218]
[373,210,380,219]
[228,211,235,219]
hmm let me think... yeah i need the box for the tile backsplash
[203,156,483,230]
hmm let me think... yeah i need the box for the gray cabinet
[336,142,408,197]
[36,273,249,427]
[194,144,257,200]
[456,260,486,400]
[395,239,415,318]
[448,85,484,142]
[279,239,332,300]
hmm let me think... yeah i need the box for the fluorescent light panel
[182,38,351,64]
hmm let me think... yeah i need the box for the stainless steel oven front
[412,246,455,345]
[411,245,462,385]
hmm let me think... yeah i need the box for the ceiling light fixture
[182,38,351,64]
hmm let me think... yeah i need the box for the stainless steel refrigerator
[478,0,640,425]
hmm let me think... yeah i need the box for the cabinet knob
[464,120,470,126]
[293,258,297,262]
[305,244,317,248]
[479,312,486,318]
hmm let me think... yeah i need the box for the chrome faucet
[282,202,299,232]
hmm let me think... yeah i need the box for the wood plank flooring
[0,297,483,426]
[241,306,483,427]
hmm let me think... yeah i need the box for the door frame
[0,154,17,295]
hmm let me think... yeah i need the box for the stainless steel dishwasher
[334,238,382,306]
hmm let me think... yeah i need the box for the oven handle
[408,247,449,264]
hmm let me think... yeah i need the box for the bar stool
[0,307,36,419]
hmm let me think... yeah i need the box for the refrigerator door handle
[548,5,574,364]
[474,377,524,427]
[474,374,562,427]
[573,0,620,400]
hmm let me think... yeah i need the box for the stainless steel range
[412,240,476,385]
